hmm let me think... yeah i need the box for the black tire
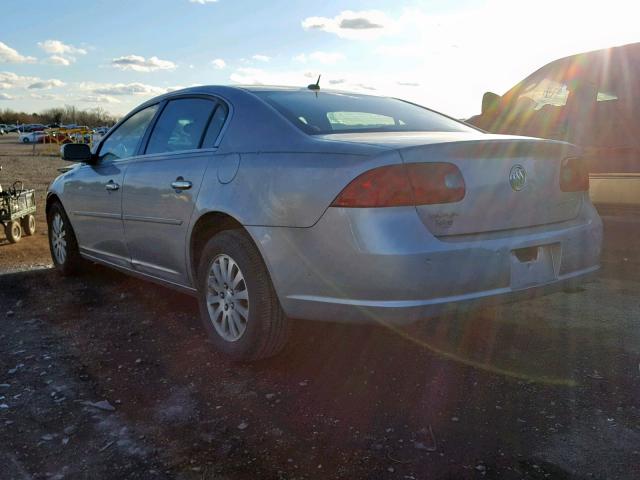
[22,137,29,143]
[5,221,21,243]
[47,201,82,276]
[197,229,291,361]
[21,214,36,236]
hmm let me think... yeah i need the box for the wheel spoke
[228,312,240,337]
[234,304,249,321]
[234,289,248,301]
[227,259,235,284]
[208,272,222,292]
[231,268,244,288]
[222,315,231,336]
[213,262,225,286]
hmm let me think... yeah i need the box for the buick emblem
[509,165,527,191]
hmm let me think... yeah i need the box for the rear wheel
[21,214,36,236]
[197,230,291,361]
[48,202,82,275]
[5,221,21,243]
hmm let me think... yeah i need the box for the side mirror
[481,91,501,115]
[61,143,93,163]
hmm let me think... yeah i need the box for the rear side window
[146,98,216,155]
[252,90,473,135]
[201,103,228,147]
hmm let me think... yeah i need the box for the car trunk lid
[398,138,583,236]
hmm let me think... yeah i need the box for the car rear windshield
[252,90,474,135]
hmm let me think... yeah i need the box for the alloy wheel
[206,254,250,342]
[51,212,67,264]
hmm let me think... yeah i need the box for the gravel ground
[1,134,639,479]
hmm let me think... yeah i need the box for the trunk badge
[509,165,527,191]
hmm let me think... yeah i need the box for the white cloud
[229,68,381,94]
[294,51,346,64]
[80,95,121,104]
[29,93,63,101]
[82,82,167,96]
[212,58,226,69]
[230,67,313,85]
[38,40,87,66]
[0,71,38,89]
[301,10,393,40]
[0,92,13,100]
[189,0,218,3]
[252,54,270,62]
[111,55,176,72]
[0,42,36,64]
[28,79,66,90]
[47,55,72,66]
[38,40,87,56]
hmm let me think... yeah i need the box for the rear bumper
[248,200,602,326]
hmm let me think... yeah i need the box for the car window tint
[252,90,473,135]
[99,105,158,163]
[146,98,216,154]
[201,103,228,147]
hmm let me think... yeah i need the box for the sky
[0,0,639,119]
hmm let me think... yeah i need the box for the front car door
[121,96,228,286]
[61,105,158,267]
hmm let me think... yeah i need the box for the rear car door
[121,96,228,285]
[61,105,158,267]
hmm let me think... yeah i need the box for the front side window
[145,98,217,155]
[252,90,473,135]
[99,105,158,163]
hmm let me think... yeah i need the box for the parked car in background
[19,131,47,143]
[91,126,110,144]
[468,42,640,215]
[18,124,46,133]
[4,125,19,133]
[0,125,6,135]
[47,86,601,361]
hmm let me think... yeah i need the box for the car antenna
[307,75,321,91]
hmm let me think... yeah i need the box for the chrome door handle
[105,181,119,191]
[171,179,192,191]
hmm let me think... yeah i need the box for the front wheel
[48,202,82,275]
[197,230,291,361]
[22,137,30,143]
[5,221,21,243]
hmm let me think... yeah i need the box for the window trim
[141,94,231,157]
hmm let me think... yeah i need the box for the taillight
[560,156,589,192]
[331,163,465,208]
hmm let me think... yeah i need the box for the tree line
[0,105,119,127]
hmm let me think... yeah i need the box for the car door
[121,96,228,285]
[61,105,159,267]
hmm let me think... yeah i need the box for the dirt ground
[1,133,640,479]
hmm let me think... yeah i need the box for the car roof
[136,84,389,109]
[503,42,640,97]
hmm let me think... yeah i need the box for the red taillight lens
[406,163,466,205]
[331,163,465,208]
[560,156,589,192]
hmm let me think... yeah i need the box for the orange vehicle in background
[468,42,640,215]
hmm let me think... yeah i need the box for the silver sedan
[46,86,602,361]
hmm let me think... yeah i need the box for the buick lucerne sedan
[47,86,602,361]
